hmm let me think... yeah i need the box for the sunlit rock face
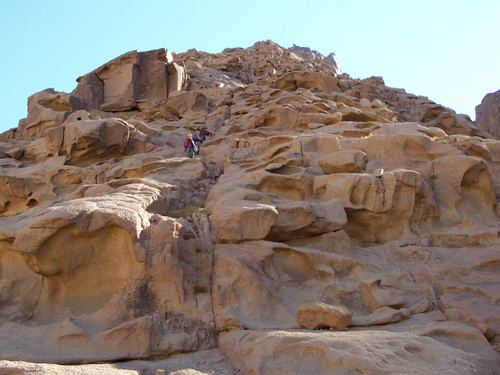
[476,89,500,139]
[0,40,499,374]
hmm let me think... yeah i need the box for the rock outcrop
[476,90,500,139]
[0,40,499,374]
[296,301,352,330]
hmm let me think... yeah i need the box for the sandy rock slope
[0,41,499,374]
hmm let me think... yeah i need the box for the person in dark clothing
[193,132,202,155]
[200,127,213,141]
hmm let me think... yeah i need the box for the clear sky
[0,0,499,135]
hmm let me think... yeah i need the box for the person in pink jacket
[183,134,197,158]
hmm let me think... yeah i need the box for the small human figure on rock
[193,132,203,155]
[183,133,197,158]
[200,127,213,141]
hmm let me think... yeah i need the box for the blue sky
[0,0,499,134]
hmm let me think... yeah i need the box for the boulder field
[0,41,499,374]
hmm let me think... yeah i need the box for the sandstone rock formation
[296,301,352,330]
[0,40,499,374]
[476,90,500,139]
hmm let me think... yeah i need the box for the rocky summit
[0,40,499,375]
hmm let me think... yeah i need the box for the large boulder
[272,71,340,93]
[210,201,278,243]
[72,48,186,113]
[45,118,133,166]
[18,89,85,140]
[313,170,422,243]
[296,302,352,330]
[476,90,500,139]
[358,278,406,312]
[72,72,104,110]
[318,150,369,174]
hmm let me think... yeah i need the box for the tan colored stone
[162,91,210,119]
[350,133,460,170]
[219,322,500,374]
[1,41,500,373]
[476,90,500,139]
[97,51,138,111]
[423,154,497,228]
[296,302,352,330]
[45,118,132,166]
[313,170,421,242]
[272,71,339,93]
[71,49,186,113]
[18,89,85,140]
[343,76,488,137]
[478,323,496,341]
[72,72,104,110]
[350,306,403,326]
[318,149,368,174]
[167,61,187,96]
[359,98,371,109]
[210,201,278,243]
[267,199,347,241]
[408,297,430,314]
[371,122,447,138]
[0,349,234,374]
[358,278,406,312]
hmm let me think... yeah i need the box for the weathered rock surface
[296,301,352,330]
[219,320,500,374]
[476,90,500,139]
[0,349,235,375]
[358,278,407,312]
[0,40,499,374]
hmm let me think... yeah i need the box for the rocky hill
[0,40,499,374]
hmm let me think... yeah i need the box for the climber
[192,132,203,155]
[200,127,213,141]
[183,133,197,158]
